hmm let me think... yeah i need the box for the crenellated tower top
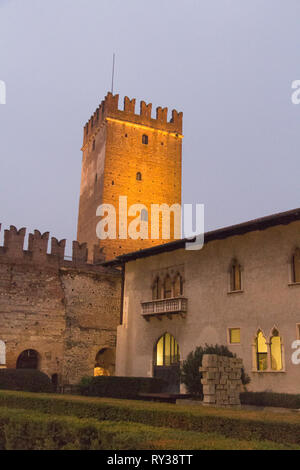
[83,92,183,147]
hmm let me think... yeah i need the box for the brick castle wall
[0,225,121,385]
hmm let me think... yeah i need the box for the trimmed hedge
[0,391,300,445]
[0,406,296,450]
[0,369,53,393]
[78,376,167,398]
[241,392,300,410]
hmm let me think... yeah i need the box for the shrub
[0,369,53,393]
[241,392,300,409]
[78,376,167,399]
[0,406,295,450]
[180,344,250,397]
[0,391,300,446]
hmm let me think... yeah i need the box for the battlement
[83,92,183,146]
[0,225,108,273]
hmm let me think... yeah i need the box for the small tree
[180,344,250,398]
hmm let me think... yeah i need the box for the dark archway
[94,348,115,376]
[51,373,59,392]
[16,349,39,369]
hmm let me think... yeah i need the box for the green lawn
[0,390,299,450]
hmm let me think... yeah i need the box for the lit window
[230,259,242,291]
[270,329,282,371]
[229,328,241,344]
[256,331,268,371]
[155,333,180,366]
[142,134,148,145]
[152,277,162,300]
[136,172,142,181]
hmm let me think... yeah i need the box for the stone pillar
[200,354,243,407]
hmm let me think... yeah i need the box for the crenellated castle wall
[0,225,121,385]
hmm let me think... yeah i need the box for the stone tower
[77,92,183,261]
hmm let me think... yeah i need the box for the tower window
[142,134,148,145]
[136,172,142,181]
[93,140,96,150]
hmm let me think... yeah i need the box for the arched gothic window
[173,273,183,297]
[270,329,283,371]
[152,277,162,300]
[256,331,268,371]
[155,333,180,366]
[164,275,172,299]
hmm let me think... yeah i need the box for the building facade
[0,225,121,387]
[109,209,300,394]
[77,92,183,261]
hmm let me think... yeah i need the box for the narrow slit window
[270,329,283,371]
[230,259,242,291]
[142,134,148,145]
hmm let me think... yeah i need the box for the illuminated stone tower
[77,92,183,261]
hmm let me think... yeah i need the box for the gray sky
[1,0,300,253]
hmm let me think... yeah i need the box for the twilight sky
[1,0,300,253]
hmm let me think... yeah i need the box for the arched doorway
[94,348,115,376]
[16,349,39,369]
[153,333,180,393]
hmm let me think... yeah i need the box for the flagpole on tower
[111,53,116,94]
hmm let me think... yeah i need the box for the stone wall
[200,354,243,407]
[0,225,121,386]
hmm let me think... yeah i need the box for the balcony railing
[141,297,187,320]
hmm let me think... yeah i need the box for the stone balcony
[141,297,187,320]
